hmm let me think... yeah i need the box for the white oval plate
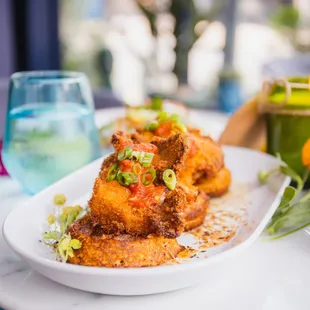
[3,147,290,295]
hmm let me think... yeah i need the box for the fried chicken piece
[89,133,192,238]
[67,215,183,268]
[180,128,224,184]
[195,167,231,198]
[132,127,224,185]
[114,131,188,177]
[184,191,209,231]
[132,126,222,230]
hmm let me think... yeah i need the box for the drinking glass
[2,71,101,194]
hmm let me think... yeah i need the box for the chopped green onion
[150,96,163,110]
[54,194,66,206]
[132,151,141,161]
[146,121,159,131]
[170,114,180,123]
[163,169,177,190]
[116,171,138,186]
[118,146,133,161]
[142,168,157,185]
[107,163,118,181]
[129,150,155,167]
[133,163,142,175]
[172,123,187,133]
[141,152,154,167]
[157,111,169,122]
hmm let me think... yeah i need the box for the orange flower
[302,139,310,169]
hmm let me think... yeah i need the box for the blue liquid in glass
[2,103,101,194]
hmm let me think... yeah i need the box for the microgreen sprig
[42,195,83,262]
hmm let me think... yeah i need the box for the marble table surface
[1,108,310,309]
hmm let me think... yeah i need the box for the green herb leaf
[70,239,82,250]
[267,200,310,236]
[267,186,297,230]
[56,234,82,262]
[43,231,61,241]
[280,165,303,186]
[278,186,297,210]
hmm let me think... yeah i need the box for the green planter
[263,77,310,182]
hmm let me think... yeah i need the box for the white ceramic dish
[3,147,290,296]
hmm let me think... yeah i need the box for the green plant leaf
[278,186,297,210]
[267,186,297,229]
[42,231,60,241]
[279,165,302,185]
[267,200,310,235]
[279,165,303,199]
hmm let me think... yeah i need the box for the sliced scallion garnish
[132,150,141,161]
[142,168,156,185]
[116,171,138,186]
[132,163,142,175]
[157,111,169,122]
[141,152,154,167]
[118,146,133,161]
[146,121,159,131]
[170,114,180,123]
[163,169,177,190]
[107,163,118,181]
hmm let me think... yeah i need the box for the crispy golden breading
[132,128,224,185]
[89,176,188,237]
[89,134,192,238]
[195,167,231,198]
[67,215,183,267]
[183,128,224,182]
[184,191,209,231]
[116,131,189,178]
[151,133,188,175]
[131,128,224,230]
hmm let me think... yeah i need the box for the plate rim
[3,146,290,276]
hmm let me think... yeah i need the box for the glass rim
[10,71,87,84]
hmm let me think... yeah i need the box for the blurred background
[1,0,310,136]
